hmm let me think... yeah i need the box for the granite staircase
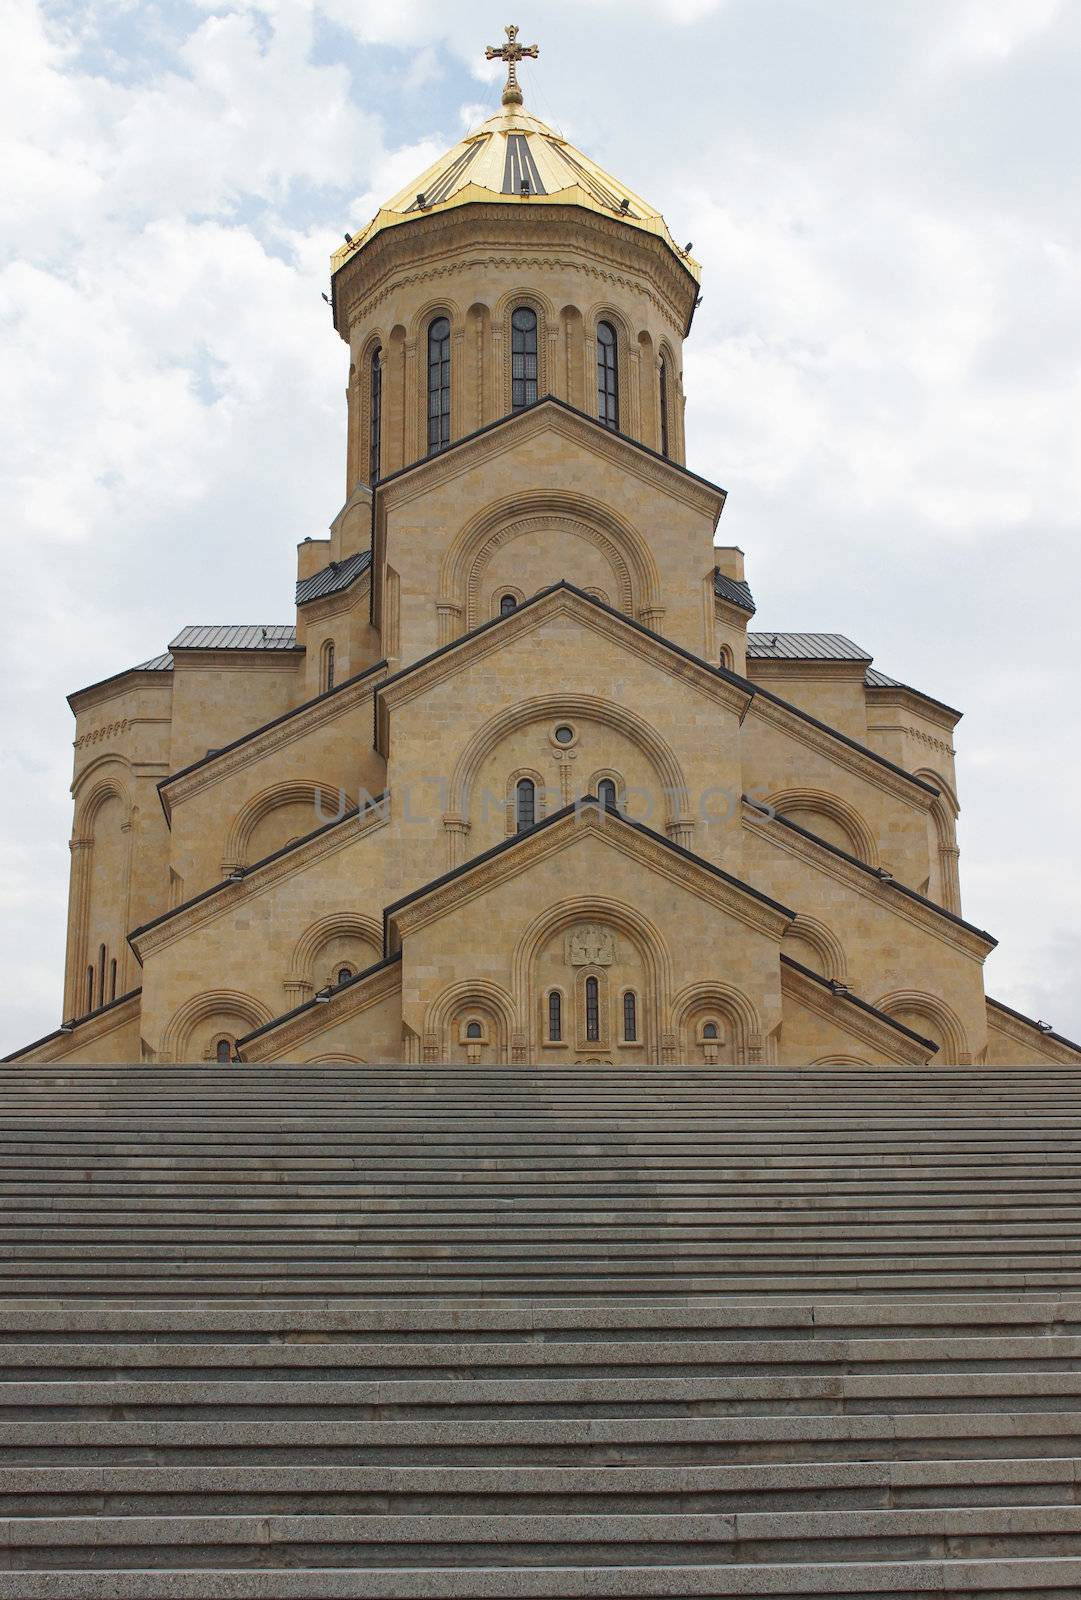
[1,1064,1081,1594]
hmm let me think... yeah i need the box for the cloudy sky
[2,0,1079,1055]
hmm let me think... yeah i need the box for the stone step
[3,1410,1079,1465]
[5,1504,1081,1570]
[2,1559,1079,1598]
[0,1296,1077,1341]
[11,1369,1081,1419]
[0,1456,1078,1515]
[3,1333,1081,1379]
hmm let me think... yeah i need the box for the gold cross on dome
[485,24,539,107]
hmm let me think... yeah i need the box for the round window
[554,724,575,745]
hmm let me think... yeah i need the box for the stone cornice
[743,803,996,963]
[375,399,726,525]
[865,682,962,730]
[67,671,173,718]
[334,205,697,340]
[238,955,403,1063]
[130,800,389,964]
[986,997,1081,1064]
[387,803,794,950]
[299,574,371,629]
[169,649,303,675]
[714,598,752,631]
[3,991,142,1064]
[160,668,386,820]
[746,690,936,812]
[780,959,934,1066]
[375,586,752,740]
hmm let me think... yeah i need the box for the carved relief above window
[566,924,616,967]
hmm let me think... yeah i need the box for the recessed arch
[288,913,383,992]
[424,979,517,1065]
[223,781,356,871]
[449,694,691,834]
[874,989,968,1065]
[161,990,275,1064]
[440,490,661,631]
[763,787,880,868]
[513,895,672,1062]
[672,981,763,1065]
[782,914,848,981]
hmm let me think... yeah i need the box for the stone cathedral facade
[9,38,1079,1069]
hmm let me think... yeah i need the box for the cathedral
[8,31,1079,1070]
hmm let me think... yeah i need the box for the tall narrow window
[511,306,538,411]
[659,356,670,458]
[598,778,619,812]
[516,778,536,832]
[597,321,618,431]
[97,944,106,1008]
[323,641,335,693]
[86,966,94,1014]
[109,959,117,1003]
[369,345,382,482]
[427,316,451,455]
[623,990,638,1042]
[215,1038,231,1064]
[336,966,354,986]
[585,976,600,1042]
[499,593,518,617]
[548,991,562,1042]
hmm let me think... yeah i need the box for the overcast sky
[3,0,1080,1055]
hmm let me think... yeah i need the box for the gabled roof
[780,956,938,1054]
[296,549,372,606]
[864,664,962,720]
[2,989,142,1063]
[133,652,174,673]
[169,625,299,651]
[713,570,756,613]
[745,797,996,948]
[383,795,796,948]
[987,996,1081,1055]
[748,631,871,663]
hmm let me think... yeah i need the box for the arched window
[336,966,354,986]
[427,316,451,455]
[547,991,562,1042]
[597,321,618,431]
[109,958,117,1003]
[659,356,670,458]
[585,976,600,1042]
[499,593,518,617]
[511,306,538,411]
[97,944,106,1008]
[623,990,638,1042]
[215,1038,232,1063]
[703,1021,719,1040]
[598,778,620,813]
[516,778,536,832]
[465,1021,482,1040]
[322,641,335,693]
[369,345,382,482]
[85,966,94,1014]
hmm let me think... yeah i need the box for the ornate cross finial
[485,23,539,108]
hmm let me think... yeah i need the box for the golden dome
[331,103,699,281]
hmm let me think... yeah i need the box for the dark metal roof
[713,570,756,613]
[864,665,962,719]
[748,631,871,663]
[296,549,372,606]
[779,956,938,1053]
[987,996,1081,1055]
[169,625,299,651]
[132,652,174,673]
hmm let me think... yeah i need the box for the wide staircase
[2,1065,1081,1595]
